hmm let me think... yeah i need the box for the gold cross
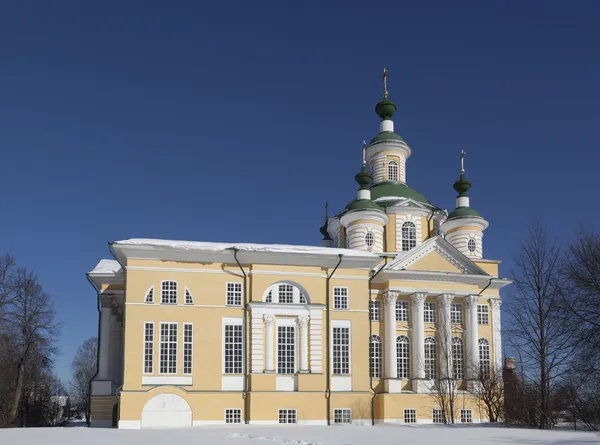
[382,68,388,99]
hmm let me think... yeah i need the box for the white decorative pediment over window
[396,214,422,252]
[264,282,309,304]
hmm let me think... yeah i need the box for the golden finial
[382,68,388,99]
[460,150,466,175]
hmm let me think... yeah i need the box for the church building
[87,72,510,428]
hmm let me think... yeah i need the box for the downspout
[478,277,494,296]
[369,257,388,426]
[326,254,343,425]
[231,248,250,424]
[108,242,126,427]
[426,208,436,240]
[85,273,102,427]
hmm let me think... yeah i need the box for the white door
[141,393,192,429]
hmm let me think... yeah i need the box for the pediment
[385,236,489,276]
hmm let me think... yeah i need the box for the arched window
[370,335,382,378]
[479,338,491,379]
[144,285,154,304]
[468,238,476,253]
[184,287,194,305]
[397,335,410,379]
[263,283,310,304]
[452,337,464,380]
[424,337,436,380]
[388,160,398,181]
[365,232,374,248]
[401,222,417,251]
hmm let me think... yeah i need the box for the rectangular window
[279,284,294,303]
[396,300,409,322]
[424,302,436,323]
[159,322,177,374]
[334,408,352,424]
[224,324,243,374]
[225,409,241,424]
[404,408,417,424]
[432,408,443,424]
[161,281,177,304]
[277,325,296,374]
[226,282,242,306]
[183,323,193,375]
[144,322,154,374]
[333,326,350,375]
[460,409,472,423]
[477,305,489,325]
[333,287,348,310]
[369,300,381,321]
[278,409,297,424]
[451,303,463,324]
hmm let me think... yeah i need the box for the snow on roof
[112,238,380,258]
[88,259,122,275]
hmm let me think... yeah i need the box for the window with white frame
[161,281,177,304]
[365,232,374,248]
[479,338,491,379]
[184,288,194,305]
[401,221,417,251]
[396,300,409,322]
[388,160,399,181]
[370,335,382,378]
[264,283,308,304]
[451,303,463,324]
[432,408,443,424]
[225,409,241,424]
[460,409,472,423]
[369,300,381,321]
[468,238,477,253]
[452,337,464,380]
[334,408,352,424]
[333,326,350,375]
[397,335,410,379]
[183,323,193,375]
[266,291,272,303]
[424,302,436,323]
[224,323,243,374]
[226,282,242,306]
[277,325,296,374]
[278,409,297,424]
[477,304,489,325]
[279,284,294,304]
[424,337,436,380]
[404,408,417,423]
[144,322,154,373]
[334,287,348,310]
[159,323,177,374]
[299,292,307,303]
[144,286,154,304]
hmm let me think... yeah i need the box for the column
[465,295,479,379]
[410,293,426,380]
[437,294,453,380]
[264,314,275,372]
[97,302,112,380]
[491,299,502,376]
[384,292,398,379]
[298,316,310,372]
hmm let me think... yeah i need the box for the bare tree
[70,337,97,425]
[6,268,60,426]
[469,366,504,422]
[506,224,573,429]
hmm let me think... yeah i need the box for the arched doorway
[141,393,192,429]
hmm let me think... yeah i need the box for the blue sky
[1,1,599,382]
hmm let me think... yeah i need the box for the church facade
[87,75,509,428]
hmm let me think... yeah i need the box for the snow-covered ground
[0,424,597,445]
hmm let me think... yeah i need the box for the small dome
[446,206,483,220]
[369,131,405,145]
[345,199,384,212]
[369,181,432,207]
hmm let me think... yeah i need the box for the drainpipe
[108,242,126,427]
[369,257,388,426]
[231,248,250,424]
[326,254,343,425]
[85,273,102,427]
[426,208,436,240]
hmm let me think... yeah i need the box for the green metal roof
[368,181,432,207]
[369,131,405,144]
[446,206,482,220]
[344,199,384,212]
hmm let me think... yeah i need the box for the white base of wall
[119,420,141,429]
[142,376,192,386]
[276,375,297,391]
[193,420,227,426]
[222,375,244,391]
[331,376,352,391]
[384,379,406,393]
[90,419,112,428]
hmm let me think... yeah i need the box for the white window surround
[222,317,243,374]
[143,321,154,374]
[183,323,193,375]
[222,317,244,391]
[159,322,177,374]
[397,335,410,379]
[276,318,297,374]
[401,221,417,251]
[333,287,348,310]
[278,409,297,424]
[396,300,409,322]
[451,303,463,324]
[331,320,351,391]
[144,285,154,304]
[226,282,243,307]
[404,408,417,424]
[370,334,382,379]
[460,409,473,423]
[263,282,311,304]
[432,408,443,424]
[477,304,489,325]
[225,408,242,424]
[333,408,352,424]
[396,214,422,252]
[369,300,381,321]
[161,280,178,305]
[388,160,399,181]
[424,302,436,323]
[184,287,194,305]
